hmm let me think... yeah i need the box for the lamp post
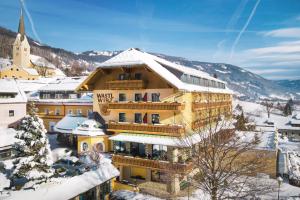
[277,176,283,200]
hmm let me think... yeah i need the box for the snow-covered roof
[73,119,105,136]
[294,113,300,120]
[54,115,88,134]
[0,79,27,104]
[0,128,18,149]
[3,158,119,200]
[81,48,232,94]
[22,67,39,76]
[235,131,276,151]
[39,77,86,92]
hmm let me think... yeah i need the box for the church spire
[18,8,25,41]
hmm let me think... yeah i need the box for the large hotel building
[77,48,232,194]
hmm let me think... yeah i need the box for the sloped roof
[0,79,27,103]
[54,115,88,134]
[80,48,232,94]
[23,67,39,76]
[39,77,86,91]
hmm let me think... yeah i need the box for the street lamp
[277,176,283,200]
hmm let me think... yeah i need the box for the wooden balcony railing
[108,102,184,111]
[192,101,232,111]
[192,116,219,130]
[107,121,185,137]
[112,154,193,174]
[107,80,145,90]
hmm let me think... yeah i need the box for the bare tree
[179,110,274,200]
[262,100,274,118]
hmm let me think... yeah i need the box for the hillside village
[1,6,300,200]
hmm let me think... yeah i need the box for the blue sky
[0,0,300,80]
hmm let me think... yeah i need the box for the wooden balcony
[107,121,185,137]
[192,116,219,130]
[192,101,232,111]
[112,154,193,174]
[107,80,145,90]
[108,102,184,111]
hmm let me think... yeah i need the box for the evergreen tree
[235,111,247,131]
[11,102,53,185]
[283,102,292,116]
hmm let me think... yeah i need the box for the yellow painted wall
[0,65,39,80]
[77,135,110,153]
[34,103,92,132]
[131,167,147,179]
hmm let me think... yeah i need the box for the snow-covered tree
[11,102,53,185]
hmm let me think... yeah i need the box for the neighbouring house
[2,158,119,200]
[0,79,27,128]
[277,113,300,141]
[54,114,88,149]
[76,48,233,194]
[29,77,93,132]
[0,128,18,161]
[235,131,278,178]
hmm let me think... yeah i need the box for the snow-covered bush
[11,102,53,187]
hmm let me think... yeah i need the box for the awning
[109,133,203,147]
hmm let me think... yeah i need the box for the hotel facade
[77,48,232,194]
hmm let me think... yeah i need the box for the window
[45,109,49,115]
[42,93,51,99]
[118,73,130,80]
[135,93,143,102]
[134,113,142,123]
[55,93,63,99]
[77,109,82,115]
[55,108,60,116]
[9,110,14,117]
[69,94,77,99]
[151,114,160,124]
[119,113,126,122]
[114,141,126,153]
[16,69,19,71]
[130,142,146,157]
[151,93,160,102]
[152,145,167,160]
[10,68,13,71]
[134,73,142,80]
[87,109,93,116]
[81,142,89,152]
[68,109,73,115]
[119,93,126,102]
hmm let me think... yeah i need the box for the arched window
[94,142,105,152]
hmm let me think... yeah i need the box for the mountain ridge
[0,26,299,100]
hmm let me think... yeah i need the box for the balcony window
[119,113,126,122]
[55,93,63,99]
[119,93,126,102]
[114,141,126,153]
[130,142,146,157]
[152,145,167,160]
[151,114,160,124]
[134,113,142,123]
[135,93,143,102]
[118,73,130,80]
[151,93,160,102]
[134,73,142,80]
[55,109,60,116]
[77,109,82,115]
[45,109,49,115]
[69,94,77,99]
[42,93,51,99]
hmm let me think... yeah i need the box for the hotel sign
[97,93,113,103]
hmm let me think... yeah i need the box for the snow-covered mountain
[0,26,299,100]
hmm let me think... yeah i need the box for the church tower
[13,9,30,67]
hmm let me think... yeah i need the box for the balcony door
[130,142,145,157]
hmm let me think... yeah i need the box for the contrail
[229,0,260,60]
[19,0,42,43]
